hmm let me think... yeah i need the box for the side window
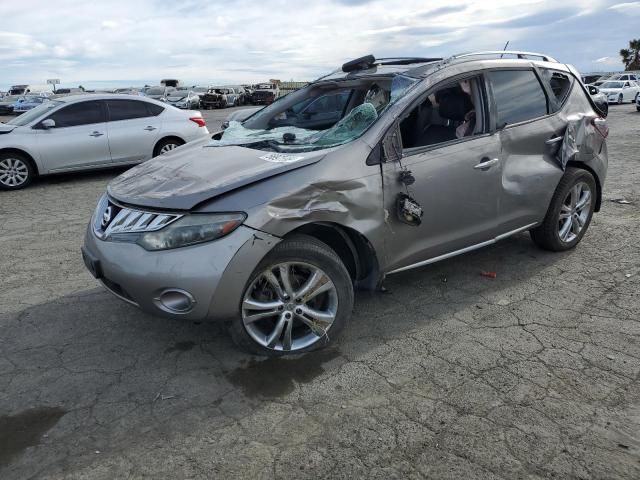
[106,100,150,121]
[400,75,484,150]
[305,91,350,115]
[47,101,105,128]
[488,70,548,127]
[539,69,572,110]
[146,103,165,116]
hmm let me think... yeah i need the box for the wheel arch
[287,222,382,290]
[0,147,40,176]
[153,135,186,156]
[565,161,602,212]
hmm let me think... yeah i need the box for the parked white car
[598,80,640,104]
[0,94,209,190]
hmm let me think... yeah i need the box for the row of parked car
[582,72,640,109]
[0,82,282,116]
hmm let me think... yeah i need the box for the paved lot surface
[1,106,639,479]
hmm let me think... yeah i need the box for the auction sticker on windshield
[260,153,305,163]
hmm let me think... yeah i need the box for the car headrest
[438,93,473,121]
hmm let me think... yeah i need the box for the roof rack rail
[375,57,443,66]
[446,51,558,63]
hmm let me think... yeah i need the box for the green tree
[620,39,640,70]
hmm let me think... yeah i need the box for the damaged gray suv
[82,51,609,355]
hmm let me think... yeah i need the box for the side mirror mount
[40,119,56,129]
[382,123,403,162]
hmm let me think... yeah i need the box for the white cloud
[0,0,633,88]
[595,56,621,64]
[609,2,640,15]
[101,20,119,30]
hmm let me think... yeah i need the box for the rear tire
[153,138,184,157]
[530,167,597,251]
[0,152,35,190]
[229,234,354,356]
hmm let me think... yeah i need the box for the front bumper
[82,223,280,321]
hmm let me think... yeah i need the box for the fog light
[155,289,196,314]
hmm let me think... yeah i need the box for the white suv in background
[0,95,209,190]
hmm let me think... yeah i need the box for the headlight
[135,213,246,250]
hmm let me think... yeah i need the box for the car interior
[244,78,394,131]
[400,76,484,149]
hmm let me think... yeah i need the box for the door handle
[89,131,104,137]
[474,157,499,170]
[545,136,563,145]
[144,126,157,131]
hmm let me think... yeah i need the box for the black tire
[0,151,35,190]
[229,234,354,356]
[153,137,184,157]
[530,167,597,252]
[618,94,623,105]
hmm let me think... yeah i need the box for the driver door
[380,76,503,273]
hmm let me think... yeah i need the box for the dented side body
[89,56,608,321]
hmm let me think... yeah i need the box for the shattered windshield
[207,74,418,152]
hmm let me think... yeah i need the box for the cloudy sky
[1,0,638,89]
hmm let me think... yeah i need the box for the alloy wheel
[558,182,592,244]
[0,157,29,187]
[242,262,338,352]
[159,143,179,154]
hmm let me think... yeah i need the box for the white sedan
[0,94,209,190]
[598,80,640,104]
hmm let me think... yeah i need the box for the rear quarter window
[146,103,165,116]
[539,69,573,111]
[488,70,548,127]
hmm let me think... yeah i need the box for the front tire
[0,152,34,190]
[229,234,354,356]
[618,94,623,105]
[530,167,597,251]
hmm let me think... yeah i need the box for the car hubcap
[0,158,29,187]
[558,182,592,243]
[242,262,338,352]
[160,143,178,154]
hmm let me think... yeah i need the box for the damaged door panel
[381,133,503,273]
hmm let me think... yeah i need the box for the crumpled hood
[0,124,16,134]
[108,141,326,210]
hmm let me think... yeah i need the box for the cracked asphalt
[1,106,639,479]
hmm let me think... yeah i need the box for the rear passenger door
[105,99,163,164]
[487,68,566,232]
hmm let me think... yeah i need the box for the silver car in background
[83,51,608,356]
[0,94,209,189]
[166,90,200,109]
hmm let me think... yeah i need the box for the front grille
[93,195,182,239]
